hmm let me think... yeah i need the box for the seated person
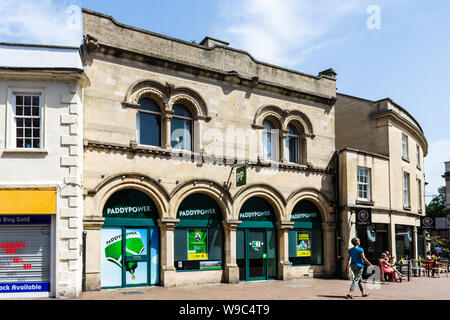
[380,253,405,281]
[385,251,394,264]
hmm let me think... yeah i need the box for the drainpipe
[334,150,342,278]
[82,231,87,292]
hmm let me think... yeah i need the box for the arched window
[171,104,193,151]
[262,119,278,161]
[285,123,300,164]
[137,98,161,147]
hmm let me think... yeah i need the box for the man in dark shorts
[344,237,373,299]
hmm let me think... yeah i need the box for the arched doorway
[289,199,323,266]
[237,197,278,281]
[174,193,224,272]
[100,189,160,288]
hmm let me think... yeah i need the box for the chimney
[318,68,337,79]
[199,36,230,48]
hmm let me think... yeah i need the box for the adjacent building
[0,43,89,298]
[336,93,428,269]
[81,9,338,291]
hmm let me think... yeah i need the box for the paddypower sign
[103,189,158,219]
[236,166,247,187]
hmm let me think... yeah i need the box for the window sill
[403,206,411,211]
[416,165,421,171]
[402,156,410,163]
[3,148,48,155]
[356,200,375,206]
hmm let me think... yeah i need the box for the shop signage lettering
[178,209,216,217]
[236,166,247,187]
[0,215,50,224]
[291,212,317,220]
[356,208,372,226]
[0,242,25,249]
[0,283,49,293]
[420,216,434,230]
[105,206,152,216]
[239,211,271,219]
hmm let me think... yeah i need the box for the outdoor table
[395,261,411,281]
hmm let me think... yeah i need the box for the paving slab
[73,276,450,300]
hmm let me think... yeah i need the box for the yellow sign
[0,188,56,214]
[297,232,311,257]
[188,253,208,260]
[297,250,311,257]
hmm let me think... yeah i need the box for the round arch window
[174,193,224,271]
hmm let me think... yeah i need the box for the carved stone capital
[158,217,179,230]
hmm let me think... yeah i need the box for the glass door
[266,229,277,279]
[247,229,266,280]
[124,228,149,287]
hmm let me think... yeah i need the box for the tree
[430,235,447,249]
[426,186,446,217]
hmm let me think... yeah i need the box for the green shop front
[289,200,323,267]
[237,197,278,281]
[174,193,224,272]
[100,189,160,288]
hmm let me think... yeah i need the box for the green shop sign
[103,189,159,220]
[239,197,276,228]
[290,200,322,229]
[176,193,222,227]
[236,166,247,187]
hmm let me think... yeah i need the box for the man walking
[344,237,373,299]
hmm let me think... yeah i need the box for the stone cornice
[0,68,90,88]
[370,109,428,156]
[85,42,337,107]
[84,139,335,175]
[82,8,336,107]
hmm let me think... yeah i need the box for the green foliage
[430,235,447,249]
[426,186,447,217]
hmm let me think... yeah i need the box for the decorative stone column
[222,220,241,284]
[412,225,418,259]
[340,208,355,279]
[276,221,294,280]
[322,222,337,276]
[279,130,287,163]
[162,111,173,150]
[389,221,397,259]
[158,217,178,287]
[82,215,104,291]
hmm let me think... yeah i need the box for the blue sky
[1,0,449,202]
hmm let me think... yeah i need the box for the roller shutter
[0,225,51,293]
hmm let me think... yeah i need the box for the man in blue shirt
[344,237,373,299]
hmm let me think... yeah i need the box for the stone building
[335,93,428,270]
[81,9,338,291]
[0,43,88,298]
[445,162,450,216]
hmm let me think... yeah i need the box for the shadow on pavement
[316,295,349,300]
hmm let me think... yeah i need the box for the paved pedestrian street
[74,276,450,300]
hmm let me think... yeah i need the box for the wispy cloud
[216,0,379,67]
[0,0,82,46]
